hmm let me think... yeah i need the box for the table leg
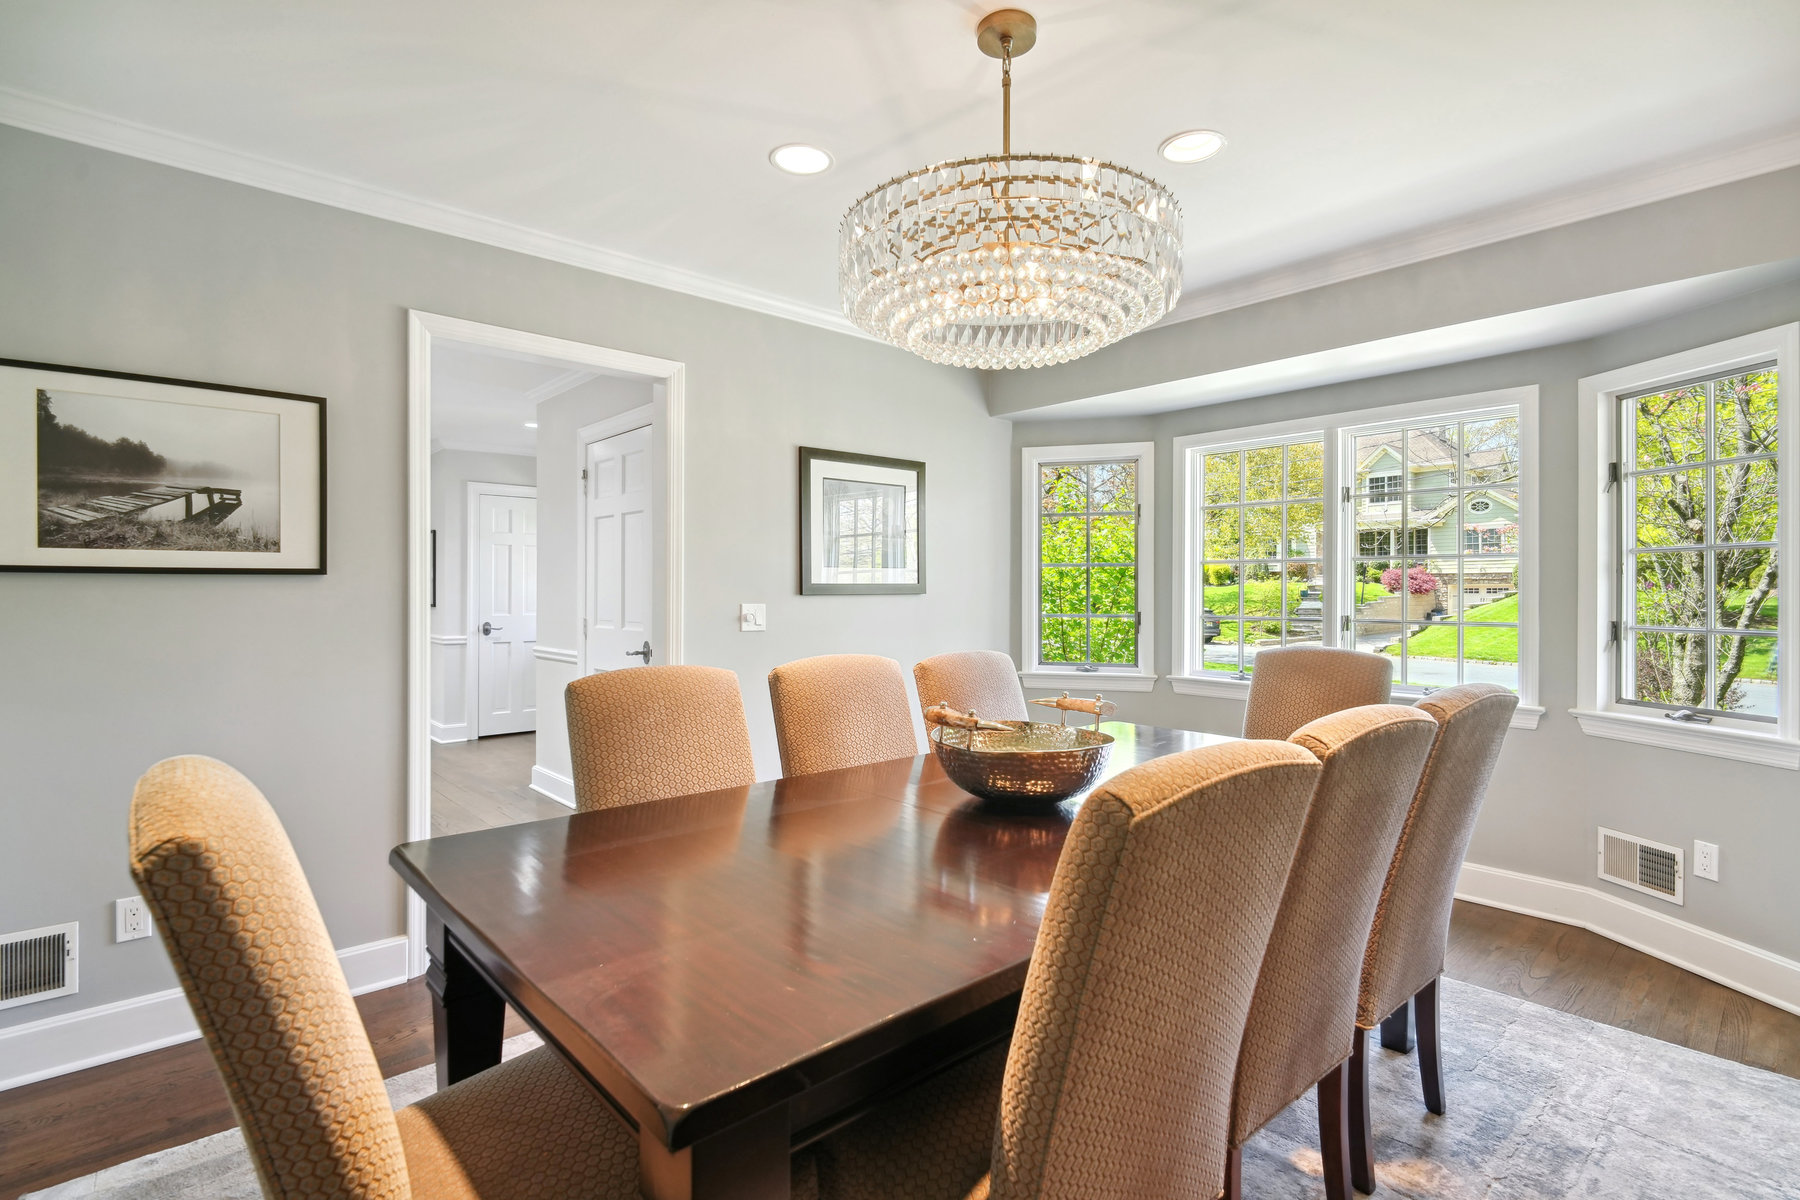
[638,1105,791,1200]
[425,912,504,1091]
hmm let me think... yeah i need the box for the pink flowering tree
[1380,565,1440,595]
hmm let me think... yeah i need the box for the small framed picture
[799,447,924,595]
[0,359,325,574]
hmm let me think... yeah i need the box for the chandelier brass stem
[1001,36,1012,155]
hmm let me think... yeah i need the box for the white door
[584,424,655,674]
[476,490,538,736]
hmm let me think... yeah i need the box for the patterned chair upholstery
[768,654,920,777]
[566,664,756,811]
[1348,683,1518,1189]
[912,651,1029,723]
[799,739,1327,1200]
[129,755,640,1199]
[1224,704,1438,1200]
[1240,646,1393,741]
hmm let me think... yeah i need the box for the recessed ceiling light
[769,144,833,175]
[523,422,538,429]
[1158,129,1227,164]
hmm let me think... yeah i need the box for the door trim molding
[408,311,687,979]
[465,480,539,740]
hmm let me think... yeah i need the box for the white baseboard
[429,719,470,743]
[0,935,409,1092]
[529,764,576,808]
[1457,862,1800,1017]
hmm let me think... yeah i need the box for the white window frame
[1171,387,1542,729]
[1574,324,1799,768]
[1019,442,1157,692]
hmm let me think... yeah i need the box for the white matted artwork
[0,359,325,573]
[799,447,924,594]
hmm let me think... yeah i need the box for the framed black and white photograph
[799,446,924,595]
[0,359,325,574]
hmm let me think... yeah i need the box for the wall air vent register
[1597,828,1684,905]
[0,921,79,1010]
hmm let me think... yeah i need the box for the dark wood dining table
[390,721,1235,1200]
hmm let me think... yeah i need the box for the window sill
[1168,674,1250,699]
[1020,671,1159,694]
[1170,677,1544,729]
[1569,708,1799,770]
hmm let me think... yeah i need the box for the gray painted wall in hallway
[1012,278,1800,963]
[0,125,1011,1025]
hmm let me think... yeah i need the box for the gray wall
[1013,277,1800,963]
[0,124,1011,1026]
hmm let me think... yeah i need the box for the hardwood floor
[1443,899,1800,1079]
[430,731,569,836]
[6,901,1796,1197]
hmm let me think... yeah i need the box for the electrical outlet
[739,603,767,632]
[115,896,152,942]
[1693,840,1719,882]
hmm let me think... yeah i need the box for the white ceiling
[3,1,1799,332]
[431,342,591,454]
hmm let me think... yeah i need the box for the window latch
[1608,620,1619,647]
[1664,708,1714,725]
[1605,462,1619,492]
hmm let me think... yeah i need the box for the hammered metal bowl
[930,720,1113,807]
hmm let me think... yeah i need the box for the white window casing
[1019,442,1156,691]
[1574,323,1799,768]
[1169,387,1542,730]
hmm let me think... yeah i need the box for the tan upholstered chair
[1347,683,1518,1192]
[768,654,919,777]
[129,755,640,1199]
[797,740,1326,1200]
[566,664,756,811]
[1240,646,1394,741]
[912,650,1029,724]
[1224,704,1438,1200]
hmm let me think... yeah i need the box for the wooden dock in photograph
[41,485,243,526]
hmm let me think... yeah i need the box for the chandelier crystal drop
[839,10,1182,370]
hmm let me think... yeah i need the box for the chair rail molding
[532,645,579,665]
[0,936,408,1092]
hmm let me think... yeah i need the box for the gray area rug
[27,979,1800,1198]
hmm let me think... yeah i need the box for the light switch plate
[1694,840,1719,881]
[115,896,152,942]
[739,603,767,632]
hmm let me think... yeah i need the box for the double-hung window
[1173,387,1540,725]
[1576,324,1797,766]
[1020,443,1155,689]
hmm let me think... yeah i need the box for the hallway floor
[430,731,568,835]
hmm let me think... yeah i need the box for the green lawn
[1203,579,1391,616]
[1390,595,1518,661]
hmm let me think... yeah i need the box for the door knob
[625,641,653,664]
[482,621,502,636]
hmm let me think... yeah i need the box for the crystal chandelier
[839,9,1182,370]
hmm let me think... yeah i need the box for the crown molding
[520,367,596,405]
[0,85,864,339]
[1161,122,1800,326]
[6,84,1798,345]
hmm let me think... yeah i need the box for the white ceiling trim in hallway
[4,84,1799,343]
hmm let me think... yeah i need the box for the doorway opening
[407,312,686,977]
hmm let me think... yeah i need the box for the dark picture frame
[1,358,326,574]
[799,446,925,595]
